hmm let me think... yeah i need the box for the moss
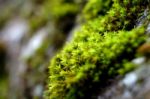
[49,27,146,99]
[47,0,149,98]
[85,0,149,33]
[82,0,113,20]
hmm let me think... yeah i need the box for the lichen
[47,0,150,99]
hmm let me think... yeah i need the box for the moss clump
[82,0,112,20]
[85,0,149,33]
[48,0,149,99]
[49,27,146,99]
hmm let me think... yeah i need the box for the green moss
[49,27,146,99]
[47,0,149,98]
[82,0,112,20]
[85,0,149,33]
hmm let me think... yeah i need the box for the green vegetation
[47,0,150,98]
[83,0,112,20]
[49,27,146,99]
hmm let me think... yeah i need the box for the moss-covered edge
[47,0,149,98]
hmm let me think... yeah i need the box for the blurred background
[0,0,87,99]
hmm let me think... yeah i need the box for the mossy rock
[47,0,150,99]
[49,27,146,99]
